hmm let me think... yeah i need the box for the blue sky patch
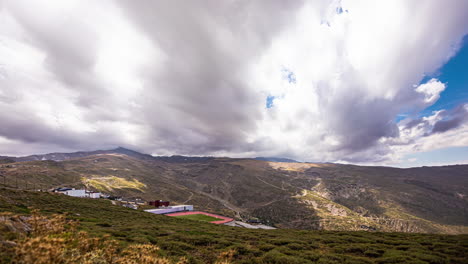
[421,35,468,115]
[281,68,296,84]
[336,6,343,14]
[395,114,408,123]
[396,35,468,122]
[266,95,275,108]
[399,146,468,167]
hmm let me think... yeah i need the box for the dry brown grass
[214,249,235,264]
[267,161,325,172]
[7,210,205,264]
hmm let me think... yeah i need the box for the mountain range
[0,147,467,234]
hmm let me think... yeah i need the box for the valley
[0,148,467,234]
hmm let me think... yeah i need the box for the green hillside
[1,188,467,264]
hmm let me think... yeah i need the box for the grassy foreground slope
[1,188,467,264]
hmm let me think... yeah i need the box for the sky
[0,0,467,167]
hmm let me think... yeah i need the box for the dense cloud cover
[0,0,467,165]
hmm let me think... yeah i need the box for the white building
[64,189,86,197]
[55,188,86,198]
[145,205,193,215]
[86,191,101,199]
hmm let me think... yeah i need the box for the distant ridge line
[254,157,298,163]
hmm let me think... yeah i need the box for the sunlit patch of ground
[82,176,146,192]
[268,162,325,172]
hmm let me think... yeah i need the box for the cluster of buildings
[53,188,194,214]
[120,198,146,210]
[149,200,170,207]
[144,203,194,215]
[52,188,276,229]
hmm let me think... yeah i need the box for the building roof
[55,187,73,192]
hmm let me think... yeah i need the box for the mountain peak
[113,147,138,153]
[107,147,155,160]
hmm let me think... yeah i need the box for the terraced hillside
[0,148,467,234]
[1,188,467,264]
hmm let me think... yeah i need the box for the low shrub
[262,250,313,264]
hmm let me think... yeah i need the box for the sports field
[173,214,222,222]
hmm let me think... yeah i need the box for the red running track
[166,211,233,224]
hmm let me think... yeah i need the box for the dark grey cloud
[398,103,468,138]
[431,104,468,134]
[315,68,400,154]
[118,1,305,154]
[404,119,424,130]
[5,2,107,107]
[0,103,136,153]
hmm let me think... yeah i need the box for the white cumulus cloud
[415,79,446,105]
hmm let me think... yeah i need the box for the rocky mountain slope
[0,148,467,234]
